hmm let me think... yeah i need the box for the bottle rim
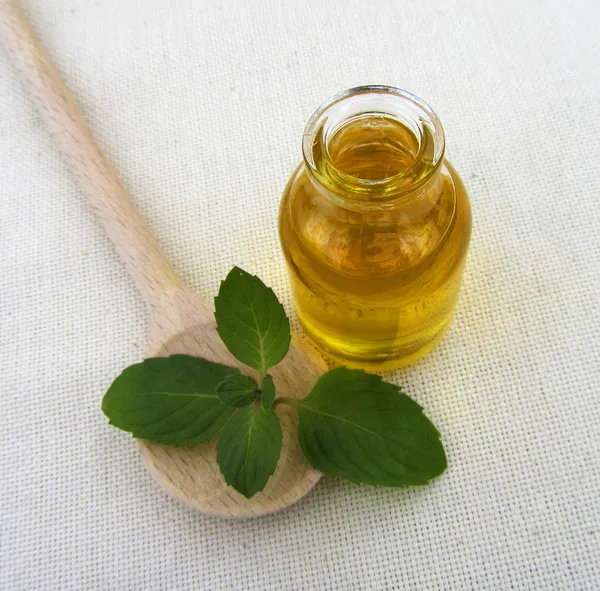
[302,85,446,203]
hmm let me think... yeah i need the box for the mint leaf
[296,367,447,486]
[216,404,282,498]
[102,354,238,446]
[261,374,276,408]
[214,267,291,375]
[217,374,259,407]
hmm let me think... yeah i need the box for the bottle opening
[302,86,445,202]
[327,114,420,181]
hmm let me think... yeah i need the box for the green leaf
[102,354,239,446]
[217,374,259,407]
[214,266,291,375]
[261,374,276,408]
[296,367,447,486]
[216,404,283,498]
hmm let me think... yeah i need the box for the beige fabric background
[1,0,599,589]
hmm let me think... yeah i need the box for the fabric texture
[1,0,599,589]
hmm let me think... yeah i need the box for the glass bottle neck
[302,85,446,211]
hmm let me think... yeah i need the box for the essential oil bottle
[279,86,472,369]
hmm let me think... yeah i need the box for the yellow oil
[279,113,471,370]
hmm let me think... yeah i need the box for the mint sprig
[102,267,447,499]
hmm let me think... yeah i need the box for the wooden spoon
[0,0,326,517]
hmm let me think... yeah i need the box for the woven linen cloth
[1,0,599,589]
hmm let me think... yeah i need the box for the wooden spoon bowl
[1,0,325,517]
[141,293,326,517]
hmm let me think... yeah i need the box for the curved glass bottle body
[279,86,472,370]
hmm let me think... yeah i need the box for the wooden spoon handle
[0,0,185,307]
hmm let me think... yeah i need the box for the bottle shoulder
[280,162,471,278]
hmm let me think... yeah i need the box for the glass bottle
[279,86,472,370]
